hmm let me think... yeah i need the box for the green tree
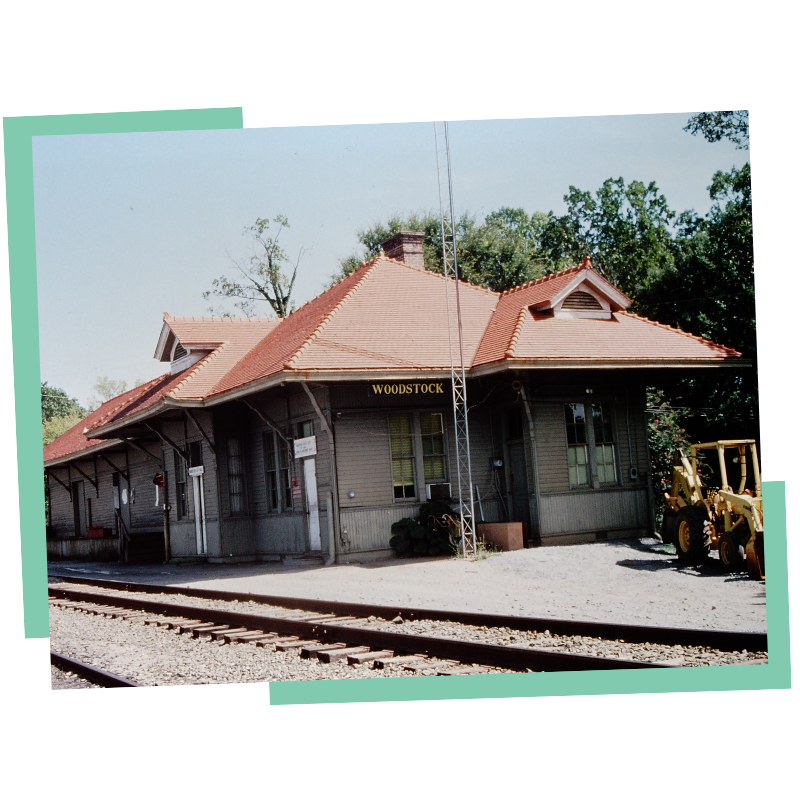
[205,215,303,317]
[41,382,84,423]
[638,161,756,443]
[43,409,84,447]
[330,208,553,292]
[541,178,678,299]
[684,110,749,150]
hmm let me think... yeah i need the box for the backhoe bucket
[745,530,765,580]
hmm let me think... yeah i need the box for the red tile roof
[209,254,498,394]
[46,255,745,461]
[498,310,741,364]
[43,375,173,465]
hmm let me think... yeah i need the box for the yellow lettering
[435,383,443,393]
[421,384,429,393]
[384,384,391,394]
[414,384,420,393]
[398,384,406,394]
[406,383,412,394]
[390,384,398,394]
[372,384,383,395]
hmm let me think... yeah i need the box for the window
[564,402,617,488]
[264,431,279,511]
[592,403,617,484]
[421,413,446,482]
[389,415,416,499]
[279,435,292,509]
[227,437,246,515]
[189,441,203,468]
[175,451,188,519]
[565,403,589,487]
[263,432,293,512]
[298,420,313,438]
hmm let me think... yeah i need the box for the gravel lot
[48,605,511,688]
[49,537,768,632]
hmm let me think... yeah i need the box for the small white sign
[294,435,317,459]
[189,466,205,477]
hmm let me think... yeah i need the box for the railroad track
[48,576,768,679]
[50,650,141,688]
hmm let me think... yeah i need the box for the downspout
[518,378,541,542]
[301,383,340,566]
[162,467,172,563]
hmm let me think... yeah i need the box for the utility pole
[434,121,477,559]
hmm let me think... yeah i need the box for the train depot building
[44,232,746,564]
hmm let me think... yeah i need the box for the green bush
[389,502,457,557]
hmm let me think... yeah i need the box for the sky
[32,113,749,408]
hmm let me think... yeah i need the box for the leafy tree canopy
[205,215,303,317]
[541,178,678,300]
[684,110,749,150]
[41,382,84,424]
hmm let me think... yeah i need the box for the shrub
[389,502,457,557]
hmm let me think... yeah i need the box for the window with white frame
[564,402,618,488]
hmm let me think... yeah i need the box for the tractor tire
[660,509,678,545]
[675,505,710,564]
[719,530,745,571]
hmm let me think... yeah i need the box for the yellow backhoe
[660,440,764,580]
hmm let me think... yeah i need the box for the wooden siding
[538,487,650,537]
[339,505,418,554]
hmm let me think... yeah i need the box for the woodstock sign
[367,382,446,397]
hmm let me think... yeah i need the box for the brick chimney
[381,230,426,270]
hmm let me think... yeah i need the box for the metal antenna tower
[434,121,477,559]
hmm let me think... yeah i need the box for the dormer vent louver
[173,342,188,360]
[562,291,603,310]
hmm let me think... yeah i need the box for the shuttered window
[421,413,446,482]
[389,415,416,499]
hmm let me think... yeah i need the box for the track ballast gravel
[48,605,511,688]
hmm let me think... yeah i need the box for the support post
[301,383,339,566]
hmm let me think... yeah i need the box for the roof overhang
[469,357,752,378]
[43,438,124,468]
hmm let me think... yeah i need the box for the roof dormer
[529,264,631,320]
[154,315,218,375]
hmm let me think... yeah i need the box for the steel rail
[49,573,767,653]
[50,584,672,672]
[50,650,141,688]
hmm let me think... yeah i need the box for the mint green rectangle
[271,481,789,704]
[5,108,243,639]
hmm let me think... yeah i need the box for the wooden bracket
[71,461,98,491]
[184,409,215,454]
[241,399,291,445]
[45,469,72,497]
[142,424,188,463]
[124,437,165,468]
[98,452,129,482]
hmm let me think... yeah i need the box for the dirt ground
[48,537,767,632]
